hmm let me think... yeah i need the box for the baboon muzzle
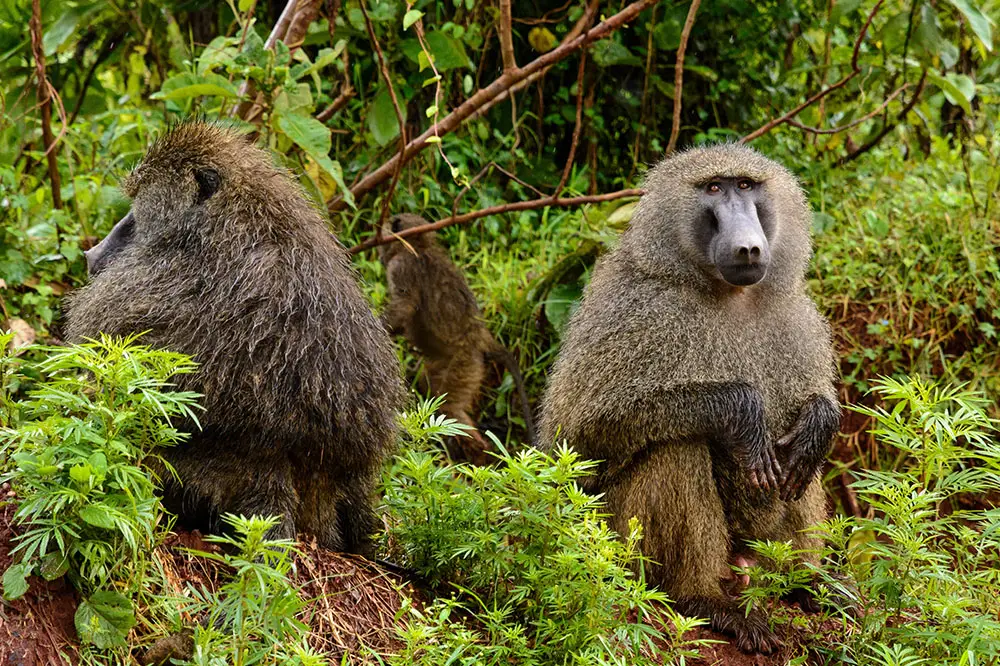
[710,198,770,287]
[85,211,135,277]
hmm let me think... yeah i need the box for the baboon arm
[574,381,780,491]
[381,296,417,336]
[776,393,841,502]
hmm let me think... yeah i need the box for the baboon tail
[485,342,535,444]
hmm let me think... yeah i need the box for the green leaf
[591,39,642,67]
[79,505,116,530]
[42,4,98,56]
[75,591,136,649]
[3,563,30,600]
[275,112,355,208]
[927,70,975,114]
[948,0,993,51]
[368,86,406,146]
[403,9,424,30]
[39,552,69,581]
[400,32,472,71]
[238,0,254,11]
[150,72,240,102]
[830,0,863,23]
[546,282,584,334]
[70,463,93,484]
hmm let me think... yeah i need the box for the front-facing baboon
[378,213,534,463]
[539,145,840,653]
[66,122,403,556]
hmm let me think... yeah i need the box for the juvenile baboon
[378,213,534,463]
[539,145,840,653]
[66,122,403,556]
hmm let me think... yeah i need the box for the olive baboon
[539,145,840,653]
[378,213,534,463]
[66,122,403,556]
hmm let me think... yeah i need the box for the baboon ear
[194,167,221,203]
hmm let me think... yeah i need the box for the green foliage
[382,400,711,665]
[180,514,319,666]
[0,334,200,649]
[743,377,1000,664]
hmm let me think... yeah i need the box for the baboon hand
[743,440,782,493]
[776,420,820,502]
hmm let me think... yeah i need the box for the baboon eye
[706,182,722,194]
[194,167,221,203]
[738,179,753,190]
[391,218,402,233]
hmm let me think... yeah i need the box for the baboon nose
[735,245,761,264]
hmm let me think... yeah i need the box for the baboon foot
[444,431,492,466]
[675,596,781,654]
[783,586,822,613]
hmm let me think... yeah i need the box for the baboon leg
[606,444,780,654]
[293,466,343,552]
[777,478,827,612]
[164,446,298,542]
[426,352,491,464]
[337,474,379,558]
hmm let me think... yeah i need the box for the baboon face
[379,213,434,262]
[85,126,247,277]
[628,145,809,291]
[694,176,773,286]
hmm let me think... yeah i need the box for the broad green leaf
[948,0,993,51]
[75,591,136,649]
[42,4,98,56]
[79,505,116,529]
[69,463,93,484]
[400,32,472,71]
[528,27,557,53]
[238,0,254,11]
[403,9,424,30]
[150,72,239,102]
[39,552,69,581]
[368,86,406,146]
[3,563,30,600]
[591,39,642,67]
[927,70,975,114]
[546,282,584,334]
[275,112,355,208]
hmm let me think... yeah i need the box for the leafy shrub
[382,399,709,665]
[743,377,1000,665]
[0,333,200,649]
[181,514,322,666]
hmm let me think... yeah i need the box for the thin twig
[361,1,407,234]
[233,0,297,117]
[499,0,518,72]
[68,30,124,126]
[316,87,354,122]
[785,83,909,134]
[449,163,548,218]
[740,0,884,145]
[328,0,656,214]
[556,51,587,195]
[837,69,926,166]
[631,1,659,170]
[348,189,644,254]
[29,0,62,212]
[666,0,702,155]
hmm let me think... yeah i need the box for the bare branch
[499,0,518,72]
[361,1,407,233]
[29,0,62,211]
[666,0,702,155]
[740,0,884,145]
[785,83,909,134]
[329,0,657,214]
[837,69,927,166]
[347,189,645,254]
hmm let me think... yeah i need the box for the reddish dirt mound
[0,492,80,666]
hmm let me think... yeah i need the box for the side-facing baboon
[539,145,840,652]
[378,213,534,463]
[66,121,403,556]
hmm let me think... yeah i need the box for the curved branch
[347,190,644,254]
